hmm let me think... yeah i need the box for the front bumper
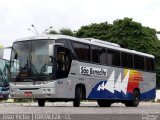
[10,87,58,99]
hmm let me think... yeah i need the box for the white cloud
[0,0,160,47]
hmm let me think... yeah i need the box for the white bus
[10,35,156,107]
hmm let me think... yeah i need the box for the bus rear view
[0,46,10,100]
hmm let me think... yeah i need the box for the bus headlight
[42,88,51,93]
[42,89,46,93]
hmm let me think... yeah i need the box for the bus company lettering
[80,66,107,76]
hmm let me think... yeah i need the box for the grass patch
[14,99,34,103]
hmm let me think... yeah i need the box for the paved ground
[0,102,159,120]
[0,102,159,114]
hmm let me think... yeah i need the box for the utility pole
[41,26,53,35]
[31,24,39,35]
[27,24,39,35]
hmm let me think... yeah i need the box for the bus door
[55,46,71,79]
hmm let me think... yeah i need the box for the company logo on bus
[80,66,107,76]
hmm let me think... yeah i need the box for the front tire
[38,99,45,107]
[125,90,140,107]
[73,87,81,107]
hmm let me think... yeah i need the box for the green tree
[76,18,160,87]
[48,28,75,36]
[48,30,58,34]
[59,28,74,36]
[107,18,159,52]
[76,22,112,40]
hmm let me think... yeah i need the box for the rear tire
[97,100,111,107]
[38,99,45,107]
[73,87,81,107]
[125,90,140,107]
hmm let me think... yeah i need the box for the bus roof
[14,34,155,58]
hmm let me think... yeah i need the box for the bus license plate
[24,92,32,96]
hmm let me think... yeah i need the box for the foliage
[14,99,34,103]
[48,30,57,34]
[48,28,75,36]
[59,28,75,36]
[76,22,112,39]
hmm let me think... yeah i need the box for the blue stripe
[140,88,156,100]
[87,80,156,100]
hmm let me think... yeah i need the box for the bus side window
[92,46,99,63]
[121,52,133,68]
[107,49,120,66]
[145,58,155,72]
[56,47,71,79]
[72,42,91,62]
[134,55,144,70]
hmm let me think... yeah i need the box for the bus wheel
[73,87,81,107]
[38,99,45,107]
[125,90,140,107]
[97,100,111,107]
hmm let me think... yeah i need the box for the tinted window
[145,58,155,71]
[99,47,107,64]
[121,52,133,68]
[92,46,99,63]
[134,55,144,70]
[91,46,107,64]
[56,47,71,79]
[107,49,120,66]
[56,39,69,48]
[72,42,90,61]
[11,40,56,82]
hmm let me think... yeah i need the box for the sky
[0,0,160,47]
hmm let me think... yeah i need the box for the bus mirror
[0,48,4,59]
[49,45,54,56]
[1,46,12,60]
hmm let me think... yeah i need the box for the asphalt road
[0,102,160,120]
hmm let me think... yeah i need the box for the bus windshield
[11,40,56,82]
[0,59,9,86]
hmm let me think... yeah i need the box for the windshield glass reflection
[0,59,9,86]
[11,40,55,82]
